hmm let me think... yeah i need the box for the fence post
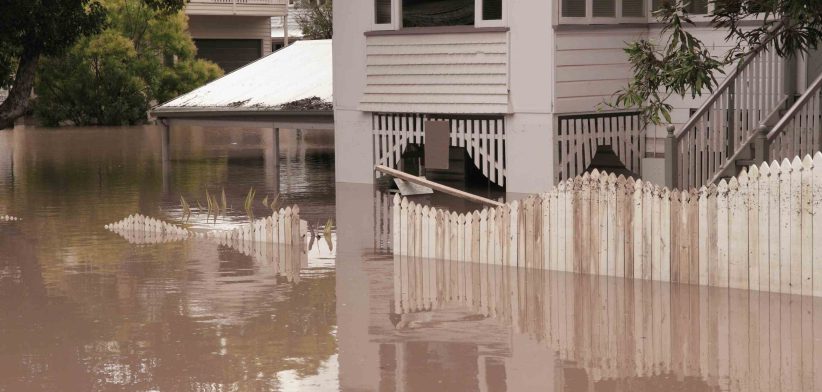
[664,125,677,188]
[753,124,769,164]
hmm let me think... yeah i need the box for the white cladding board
[360,31,510,114]
[554,28,647,114]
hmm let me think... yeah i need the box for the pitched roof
[154,39,331,114]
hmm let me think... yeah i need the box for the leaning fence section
[393,152,822,297]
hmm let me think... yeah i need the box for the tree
[606,0,822,126]
[32,0,222,126]
[295,0,332,40]
[0,0,185,129]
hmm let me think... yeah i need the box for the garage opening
[193,39,262,73]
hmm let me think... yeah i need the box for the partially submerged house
[185,0,289,72]
[334,0,822,195]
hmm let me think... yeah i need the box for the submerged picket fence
[392,152,822,297]
[106,206,308,247]
[0,215,19,222]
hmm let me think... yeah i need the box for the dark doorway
[585,145,639,179]
[193,39,262,73]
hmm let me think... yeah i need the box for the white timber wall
[333,0,374,185]
[506,0,555,194]
[553,26,752,154]
[393,152,822,297]
[553,27,647,114]
[185,1,287,17]
[188,15,273,56]
[334,0,559,193]
[361,31,510,114]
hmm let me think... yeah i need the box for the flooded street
[1,126,821,391]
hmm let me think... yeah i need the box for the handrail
[767,72,822,140]
[375,165,505,208]
[675,23,783,140]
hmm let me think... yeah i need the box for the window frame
[372,0,507,31]
[557,0,714,25]
[372,0,400,31]
[476,0,506,28]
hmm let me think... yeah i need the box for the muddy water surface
[1,126,820,392]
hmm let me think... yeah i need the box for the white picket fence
[0,215,19,222]
[106,206,308,247]
[393,152,822,297]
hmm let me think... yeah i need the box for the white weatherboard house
[333,0,822,195]
[185,0,290,72]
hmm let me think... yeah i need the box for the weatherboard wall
[360,31,511,114]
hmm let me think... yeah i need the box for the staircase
[765,71,822,162]
[667,27,790,189]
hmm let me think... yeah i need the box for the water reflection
[348,253,819,391]
[334,185,822,392]
[0,125,337,391]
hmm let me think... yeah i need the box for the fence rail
[556,111,644,182]
[672,28,786,189]
[372,113,507,187]
[393,152,822,297]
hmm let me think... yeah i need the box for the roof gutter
[151,107,334,119]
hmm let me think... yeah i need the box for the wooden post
[754,124,769,164]
[664,125,677,189]
[283,15,289,47]
[161,122,171,193]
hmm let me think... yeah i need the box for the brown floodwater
[1,125,820,392]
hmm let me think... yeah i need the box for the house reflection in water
[336,185,822,392]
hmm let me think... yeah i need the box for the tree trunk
[0,49,40,130]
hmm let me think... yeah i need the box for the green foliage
[0,0,107,90]
[296,0,333,40]
[32,0,223,126]
[602,2,723,125]
[35,31,148,126]
[607,0,822,126]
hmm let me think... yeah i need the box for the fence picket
[801,156,814,296]
[814,154,822,298]
[388,153,822,297]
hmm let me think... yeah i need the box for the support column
[265,127,280,193]
[283,15,289,47]
[161,122,171,193]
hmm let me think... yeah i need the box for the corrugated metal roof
[155,39,331,113]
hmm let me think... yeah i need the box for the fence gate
[556,111,645,182]
[372,113,507,187]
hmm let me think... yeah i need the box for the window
[482,0,502,20]
[652,0,708,14]
[375,0,392,24]
[622,0,645,16]
[373,0,505,30]
[592,0,615,17]
[561,0,586,17]
[402,0,475,27]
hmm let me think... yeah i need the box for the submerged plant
[323,217,333,251]
[243,187,256,220]
[180,195,191,223]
